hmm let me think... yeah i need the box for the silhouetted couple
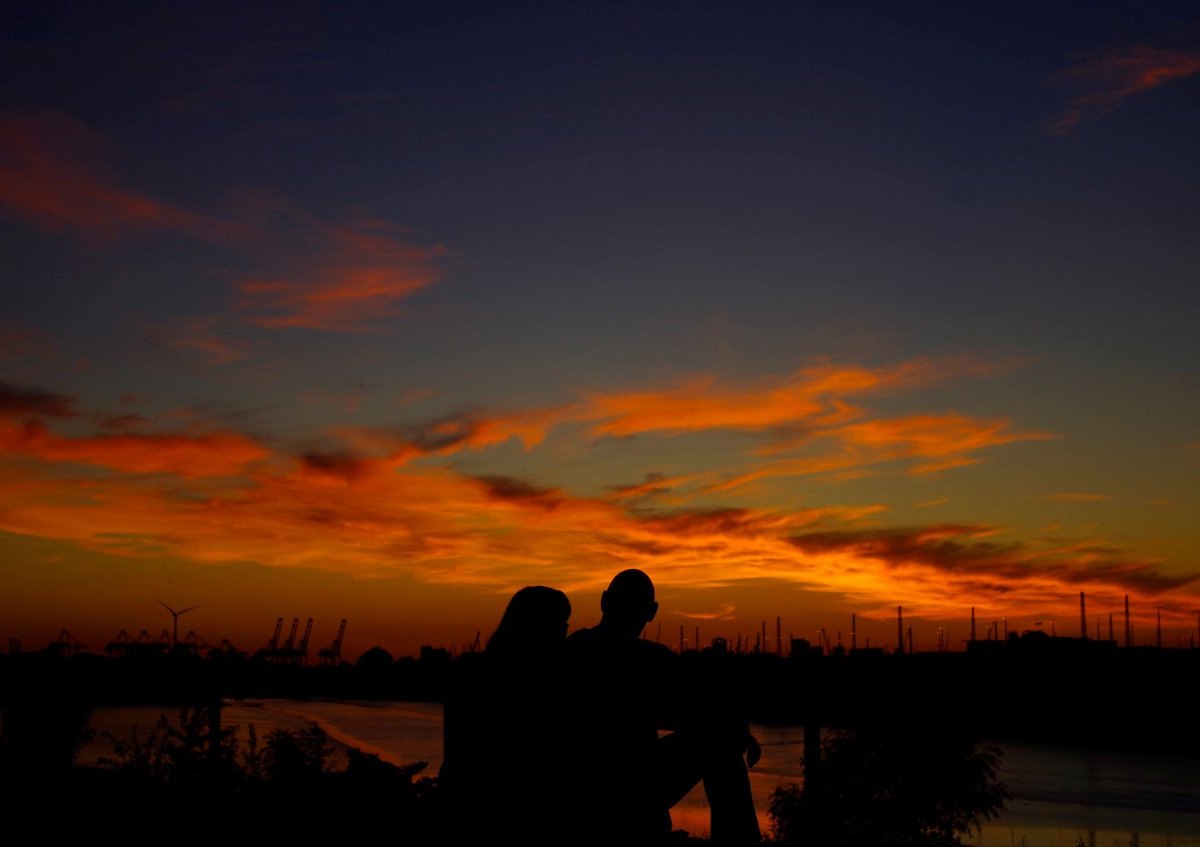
[442,569,761,846]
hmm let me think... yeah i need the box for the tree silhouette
[355,645,394,671]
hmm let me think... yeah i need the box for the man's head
[600,569,658,633]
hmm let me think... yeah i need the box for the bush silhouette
[770,723,1008,847]
[101,705,241,787]
[261,721,334,784]
[96,707,436,837]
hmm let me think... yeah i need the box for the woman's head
[486,585,571,658]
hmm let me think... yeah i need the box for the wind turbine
[158,599,199,648]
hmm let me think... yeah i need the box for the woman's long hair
[485,585,571,666]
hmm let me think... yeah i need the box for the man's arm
[645,643,759,763]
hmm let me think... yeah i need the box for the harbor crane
[318,619,347,666]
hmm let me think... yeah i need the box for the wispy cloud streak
[0,111,445,336]
[237,215,445,332]
[581,357,1010,439]
[0,419,268,478]
[0,112,217,240]
[1050,46,1200,134]
[415,358,1051,487]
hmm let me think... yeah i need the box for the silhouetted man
[545,569,761,846]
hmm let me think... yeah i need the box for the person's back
[553,623,686,741]
[441,586,570,843]
[544,570,761,846]
[548,623,687,839]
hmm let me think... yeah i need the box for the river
[83,700,1200,846]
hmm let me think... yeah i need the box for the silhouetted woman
[441,586,571,842]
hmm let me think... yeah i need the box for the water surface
[85,701,1200,846]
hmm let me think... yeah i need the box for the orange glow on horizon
[0,354,1195,653]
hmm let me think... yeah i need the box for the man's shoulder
[631,637,678,661]
[561,627,679,664]
[564,626,598,644]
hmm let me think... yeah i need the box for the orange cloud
[1045,493,1109,502]
[1,437,1191,628]
[0,419,268,478]
[398,357,1043,485]
[582,357,1009,439]
[914,498,949,509]
[0,112,445,337]
[280,359,1055,507]
[161,318,250,365]
[298,449,417,484]
[2,368,1190,635]
[238,217,444,332]
[699,412,1051,493]
[583,373,825,437]
[828,412,1055,475]
[0,410,1193,636]
[1050,47,1200,134]
[0,112,214,240]
[381,406,570,455]
[676,604,737,621]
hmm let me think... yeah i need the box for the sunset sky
[2,2,1197,658]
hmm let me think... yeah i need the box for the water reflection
[84,701,1200,846]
